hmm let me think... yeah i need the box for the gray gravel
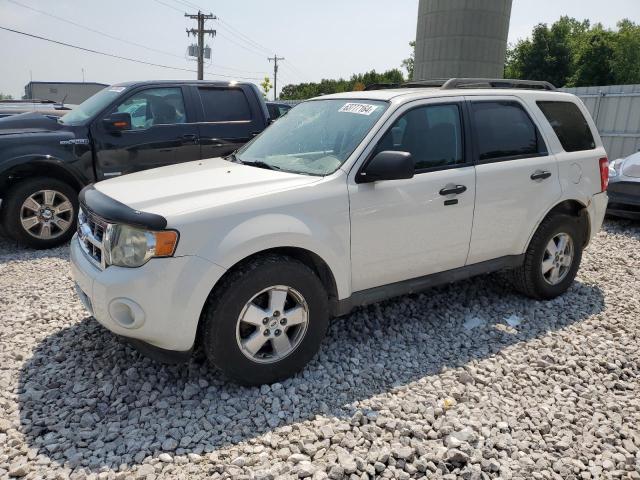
[1,219,639,479]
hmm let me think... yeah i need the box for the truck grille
[77,206,108,269]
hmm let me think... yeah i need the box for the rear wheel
[511,214,583,300]
[1,177,78,249]
[201,254,329,385]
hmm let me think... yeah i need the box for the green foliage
[280,69,406,100]
[401,41,415,80]
[505,17,640,87]
[0,92,13,100]
[260,76,272,99]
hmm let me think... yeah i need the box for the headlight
[104,224,178,268]
[609,158,625,178]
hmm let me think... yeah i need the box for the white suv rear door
[348,97,476,292]
[465,95,562,265]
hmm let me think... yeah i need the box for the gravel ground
[0,219,639,480]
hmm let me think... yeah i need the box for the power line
[0,26,263,81]
[217,18,273,55]
[7,1,265,77]
[152,0,184,13]
[8,0,185,60]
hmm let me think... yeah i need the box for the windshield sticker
[339,103,379,115]
[108,86,126,93]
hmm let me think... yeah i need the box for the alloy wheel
[19,189,74,240]
[236,285,309,364]
[541,232,574,285]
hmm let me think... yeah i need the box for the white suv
[70,78,609,385]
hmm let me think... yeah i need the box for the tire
[511,214,583,300]
[201,254,329,386]
[1,177,78,249]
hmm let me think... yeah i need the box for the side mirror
[357,151,414,183]
[102,112,132,132]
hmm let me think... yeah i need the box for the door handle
[530,170,552,181]
[179,134,199,143]
[439,185,467,196]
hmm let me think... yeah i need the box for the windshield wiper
[244,161,281,171]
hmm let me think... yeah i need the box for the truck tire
[1,177,78,249]
[510,214,583,300]
[201,254,329,385]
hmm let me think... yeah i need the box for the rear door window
[537,101,596,152]
[470,101,546,162]
[197,88,251,122]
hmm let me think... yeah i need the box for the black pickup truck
[0,80,270,248]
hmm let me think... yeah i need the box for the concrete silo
[413,0,513,80]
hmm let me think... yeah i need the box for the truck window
[537,101,596,152]
[470,101,547,162]
[114,87,186,130]
[198,88,251,122]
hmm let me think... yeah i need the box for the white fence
[561,84,640,160]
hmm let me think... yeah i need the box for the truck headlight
[104,224,178,268]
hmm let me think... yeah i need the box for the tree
[0,92,13,100]
[612,19,640,85]
[401,41,415,79]
[505,17,589,87]
[280,69,406,100]
[260,76,272,99]
[568,25,617,87]
[505,17,640,87]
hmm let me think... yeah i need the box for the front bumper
[70,234,226,353]
[606,180,640,219]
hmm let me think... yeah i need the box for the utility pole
[268,55,284,101]
[186,11,216,80]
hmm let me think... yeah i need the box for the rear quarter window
[537,101,596,152]
[198,87,252,122]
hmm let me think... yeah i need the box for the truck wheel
[1,177,78,249]
[510,214,583,300]
[201,254,329,386]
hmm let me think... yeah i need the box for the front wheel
[1,177,78,249]
[201,254,329,385]
[511,214,583,300]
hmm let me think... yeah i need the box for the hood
[621,152,640,178]
[94,158,322,218]
[0,111,65,136]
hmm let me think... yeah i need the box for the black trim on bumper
[121,337,192,364]
[79,185,167,230]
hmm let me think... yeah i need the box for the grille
[77,206,108,269]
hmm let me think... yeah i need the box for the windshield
[236,99,388,175]
[58,86,126,125]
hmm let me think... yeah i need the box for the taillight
[599,157,609,192]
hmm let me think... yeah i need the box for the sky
[0,0,639,99]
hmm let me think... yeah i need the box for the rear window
[470,101,546,162]
[197,87,251,122]
[537,101,596,152]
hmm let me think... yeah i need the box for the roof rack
[363,78,557,92]
[440,78,556,91]
[363,83,401,91]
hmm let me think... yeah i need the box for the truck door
[193,85,266,159]
[91,86,201,179]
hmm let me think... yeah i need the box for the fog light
[108,298,145,329]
